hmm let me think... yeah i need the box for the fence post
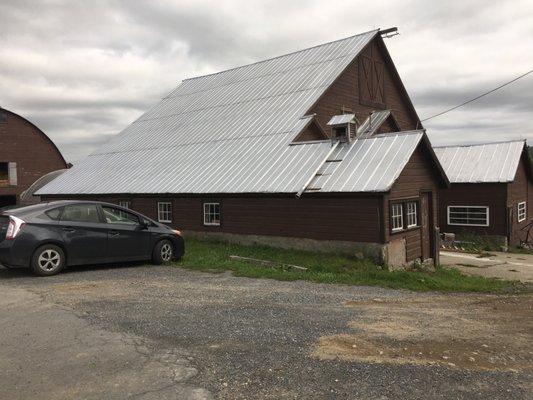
[434,226,440,267]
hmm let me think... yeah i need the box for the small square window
[203,203,220,226]
[391,203,403,232]
[158,202,172,223]
[518,202,526,222]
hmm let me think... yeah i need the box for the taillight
[6,216,25,240]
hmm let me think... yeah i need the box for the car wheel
[152,240,173,265]
[31,244,65,276]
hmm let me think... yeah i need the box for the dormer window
[327,114,358,144]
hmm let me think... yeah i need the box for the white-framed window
[203,203,220,226]
[157,202,172,223]
[391,203,404,232]
[447,206,489,227]
[406,201,418,228]
[518,201,526,222]
[118,201,131,209]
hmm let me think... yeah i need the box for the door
[420,192,432,260]
[58,203,109,265]
[101,206,151,260]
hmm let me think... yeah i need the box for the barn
[435,140,533,247]
[0,107,68,208]
[37,28,449,267]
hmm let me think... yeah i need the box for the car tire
[152,240,174,265]
[31,244,65,276]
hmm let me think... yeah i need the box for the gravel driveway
[0,264,531,399]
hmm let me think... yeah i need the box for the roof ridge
[181,29,380,82]
[433,139,525,149]
[370,129,425,138]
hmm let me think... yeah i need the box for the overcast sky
[1,0,532,162]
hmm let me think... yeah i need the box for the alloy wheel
[38,249,61,271]
[160,243,172,262]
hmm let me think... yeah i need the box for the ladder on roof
[297,141,349,196]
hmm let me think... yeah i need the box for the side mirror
[139,221,149,230]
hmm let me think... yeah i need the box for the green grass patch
[173,237,521,293]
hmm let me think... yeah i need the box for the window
[0,111,6,124]
[518,202,526,222]
[158,202,172,223]
[35,207,63,221]
[406,202,418,228]
[103,206,139,225]
[333,126,347,140]
[118,201,131,209]
[203,203,220,226]
[391,203,403,232]
[61,204,100,223]
[447,206,489,227]
[0,163,8,186]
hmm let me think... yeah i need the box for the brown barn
[435,140,533,247]
[0,107,67,207]
[38,28,448,267]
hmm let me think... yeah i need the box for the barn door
[420,192,432,260]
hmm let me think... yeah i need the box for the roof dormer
[327,114,358,144]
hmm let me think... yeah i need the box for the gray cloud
[0,0,532,163]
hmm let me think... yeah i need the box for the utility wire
[421,69,533,122]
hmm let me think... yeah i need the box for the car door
[101,206,151,261]
[58,203,109,265]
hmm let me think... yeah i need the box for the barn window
[0,163,8,186]
[518,202,526,222]
[406,202,418,228]
[0,111,6,123]
[391,203,404,232]
[447,206,489,227]
[118,201,131,209]
[203,203,220,226]
[157,202,172,223]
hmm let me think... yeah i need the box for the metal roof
[433,140,525,183]
[38,30,392,196]
[357,110,391,138]
[303,131,426,193]
[327,114,356,126]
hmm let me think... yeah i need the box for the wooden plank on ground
[229,255,308,271]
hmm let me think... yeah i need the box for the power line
[421,68,533,122]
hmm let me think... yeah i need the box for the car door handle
[62,227,75,233]
[109,230,119,237]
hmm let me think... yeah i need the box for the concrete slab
[440,250,533,283]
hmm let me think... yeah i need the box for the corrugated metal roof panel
[327,114,356,126]
[357,110,390,138]
[306,131,425,193]
[38,30,380,195]
[433,140,525,183]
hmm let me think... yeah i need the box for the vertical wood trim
[8,162,17,186]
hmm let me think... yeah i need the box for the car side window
[61,204,100,223]
[102,206,140,225]
[35,207,63,221]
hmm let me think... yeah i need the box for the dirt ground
[313,294,533,376]
[1,264,532,399]
[440,250,533,283]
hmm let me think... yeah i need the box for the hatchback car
[0,201,184,276]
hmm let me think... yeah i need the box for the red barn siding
[439,183,508,238]
[384,143,440,260]
[49,194,384,244]
[507,156,531,245]
[0,109,67,202]
[309,38,418,136]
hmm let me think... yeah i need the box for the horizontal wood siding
[384,143,440,261]
[43,194,384,244]
[507,155,531,245]
[309,38,418,137]
[439,183,507,237]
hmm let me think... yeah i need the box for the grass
[173,237,522,293]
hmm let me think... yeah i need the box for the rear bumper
[0,240,30,268]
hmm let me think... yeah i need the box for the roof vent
[327,114,358,144]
